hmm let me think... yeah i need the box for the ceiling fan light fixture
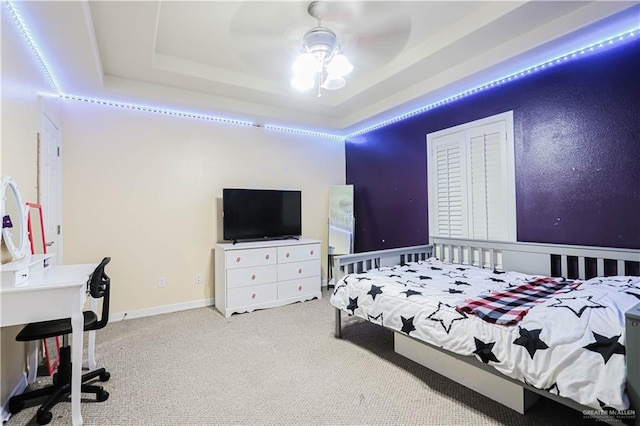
[320,74,346,90]
[292,53,321,75]
[326,52,353,77]
[291,1,353,96]
[291,74,316,91]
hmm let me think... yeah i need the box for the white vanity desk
[1,262,97,426]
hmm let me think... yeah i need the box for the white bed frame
[333,237,640,426]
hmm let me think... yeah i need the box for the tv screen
[223,188,302,241]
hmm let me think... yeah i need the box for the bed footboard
[333,244,432,282]
[333,245,432,338]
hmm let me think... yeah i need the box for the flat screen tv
[223,188,302,242]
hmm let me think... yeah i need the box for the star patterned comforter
[330,257,640,411]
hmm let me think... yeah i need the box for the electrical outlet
[195,274,202,284]
[159,277,166,288]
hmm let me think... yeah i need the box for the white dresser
[214,238,322,317]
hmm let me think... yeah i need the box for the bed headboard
[333,239,638,282]
[431,237,640,279]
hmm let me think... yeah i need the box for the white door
[39,109,63,264]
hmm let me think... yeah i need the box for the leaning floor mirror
[328,184,354,256]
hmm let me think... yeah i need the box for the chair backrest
[88,257,111,330]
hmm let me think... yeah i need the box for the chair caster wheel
[96,389,109,402]
[8,398,24,414]
[99,371,110,382]
[36,410,53,425]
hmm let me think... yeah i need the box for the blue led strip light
[345,28,639,139]
[263,124,345,140]
[5,0,62,94]
[62,95,345,139]
[62,95,256,127]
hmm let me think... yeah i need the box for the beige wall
[0,9,63,406]
[61,101,345,315]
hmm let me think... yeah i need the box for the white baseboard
[110,298,215,322]
[111,280,329,321]
[1,373,28,422]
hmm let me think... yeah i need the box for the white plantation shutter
[428,111,515,242]
[468,122,508,240]
[432,133,467,238]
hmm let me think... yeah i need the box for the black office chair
[9,257,112,425]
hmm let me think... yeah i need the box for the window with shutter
[427,111,515,242]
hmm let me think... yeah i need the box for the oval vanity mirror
[1,176,29,260]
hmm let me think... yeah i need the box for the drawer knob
[265,254,270,260]
[298,285,302,291]
[298,268,302,274]
[236,257,241,263]
[310,250,314,255]
[251,293,256,299]
[286,253,290,258]
[251,274,256,280]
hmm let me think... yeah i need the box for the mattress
[330,257,640,411]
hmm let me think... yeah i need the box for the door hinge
[57,225,61,235]
[57,147,60,157]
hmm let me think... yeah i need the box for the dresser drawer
[278,276,319,300]
[277,244,320,264]
[227,265,277,289]
[277,260,320,281]
[226,248,277,269]
[227,283,277,309]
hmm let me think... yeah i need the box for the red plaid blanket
[455,278,580,325]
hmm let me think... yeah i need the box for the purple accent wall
[346,39,640,252]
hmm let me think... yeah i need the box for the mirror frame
[1,176,29,260]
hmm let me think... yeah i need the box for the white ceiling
[14,1,640,135]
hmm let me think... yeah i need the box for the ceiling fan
[290,1,353,95]
[227,2,412,91]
